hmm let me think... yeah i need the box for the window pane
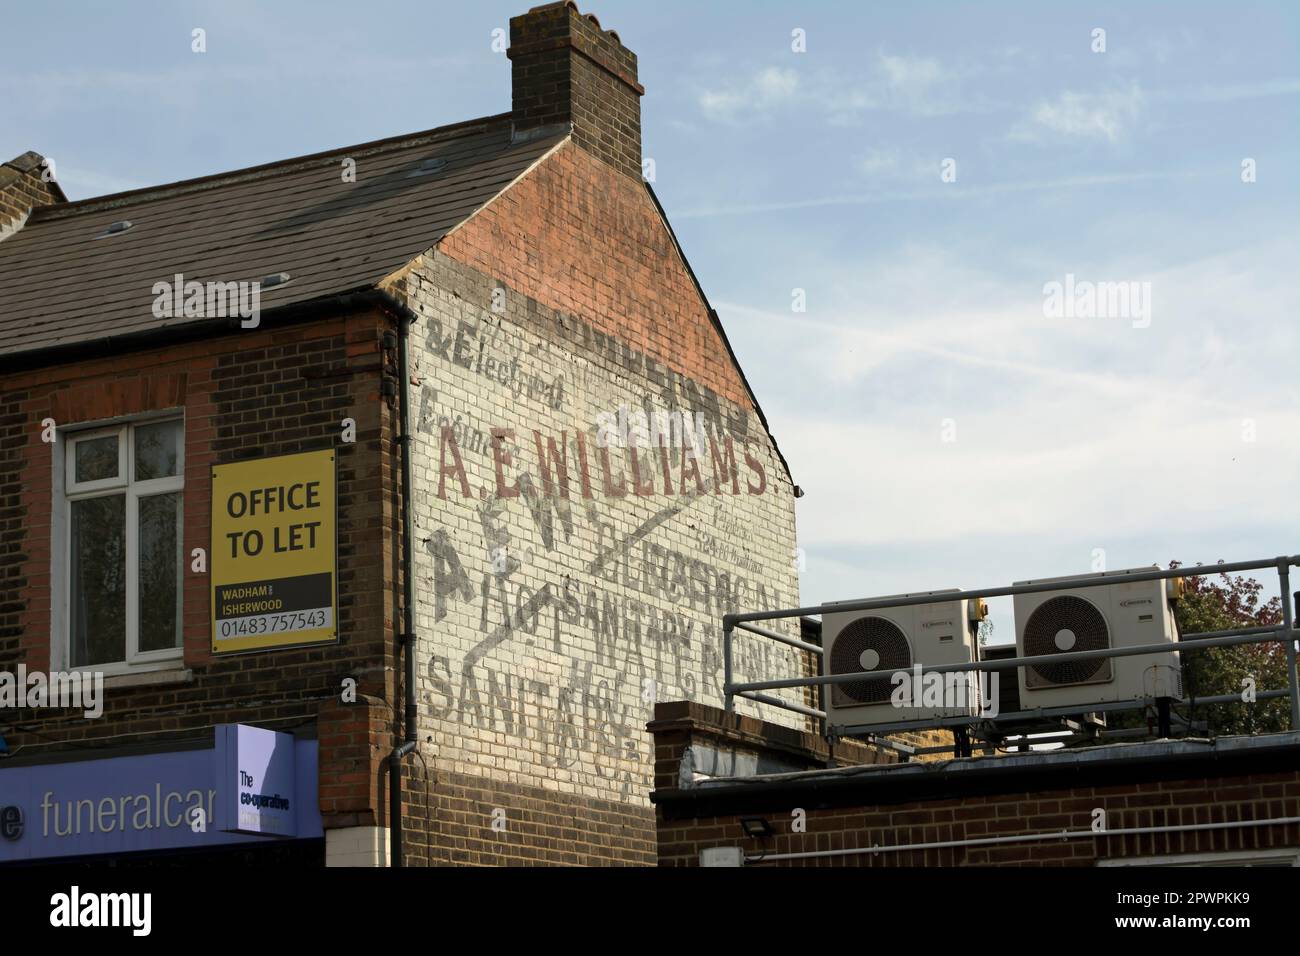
[70,495,125,666]
[75,435,118,483]
[138,492,182,653]
[135,420,182,480]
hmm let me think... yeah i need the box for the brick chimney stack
[508,2,644,179]
[0,151,65,240]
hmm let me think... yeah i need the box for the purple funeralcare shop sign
[0,730,321,863]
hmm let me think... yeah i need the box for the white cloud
[880,52,943,89]
[699,66,800,121]
[877,52,946,111]
[857,148,900,177]
[1013,85,1145,143]
[695,51,981,125]
[781,406,1296,549]
[754,66,800,99]
[717,238,1299,558]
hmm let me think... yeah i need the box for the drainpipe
[374,291,420,868]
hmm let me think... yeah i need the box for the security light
[739,817,773,838]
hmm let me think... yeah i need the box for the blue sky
[6,0,1298,640]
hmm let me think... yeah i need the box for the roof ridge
[35,112,512,221]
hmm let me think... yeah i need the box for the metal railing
[721,555,1300,742]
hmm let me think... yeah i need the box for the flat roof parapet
[650,700,1300,819]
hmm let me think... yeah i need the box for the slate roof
[0,114,565,361]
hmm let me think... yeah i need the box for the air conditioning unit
[1013,567,1183,711]
[823,591,985,730]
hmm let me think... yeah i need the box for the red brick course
[439,141,752,410]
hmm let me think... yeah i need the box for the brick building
[651,702,1300,867]
[0,2,810,867]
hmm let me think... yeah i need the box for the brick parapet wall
[651,704,1300,866]
[649,700,888,793]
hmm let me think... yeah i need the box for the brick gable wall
[383,138,808,864]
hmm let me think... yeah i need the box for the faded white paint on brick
[398,250,806,806]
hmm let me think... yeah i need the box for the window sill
[101,667,194,691]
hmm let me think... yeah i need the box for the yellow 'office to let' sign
[210,449,338,653]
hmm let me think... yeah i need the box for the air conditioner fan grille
[1023,595,1109,685]
[829,616,911,706]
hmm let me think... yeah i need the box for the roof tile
[0,114,566,360]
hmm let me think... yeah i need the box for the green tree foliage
[1172,560,1288,736]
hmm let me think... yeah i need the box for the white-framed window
[56,416,184,673]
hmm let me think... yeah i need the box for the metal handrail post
[1280,560,1298,729]
[723,615,735,714]
[816,630,827,739]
